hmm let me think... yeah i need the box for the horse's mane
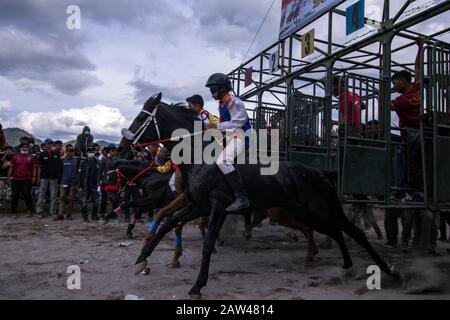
[160,100,198,123]
[115,159,149,169]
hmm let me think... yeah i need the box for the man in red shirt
[390,37,424,138]
[389,37,425,192]
[6,143,37,218]
[332,76,362,131]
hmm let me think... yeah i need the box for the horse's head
[120,92,198,157]
[111,159,151,189]
[120,92,163,157]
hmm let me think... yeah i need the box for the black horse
[111,160,187,268]
[121,93,394,299]
[112,159,215,268]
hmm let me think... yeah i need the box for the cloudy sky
[0,0,448,142]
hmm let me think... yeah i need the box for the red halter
[107,162,155,193]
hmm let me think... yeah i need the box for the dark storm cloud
[128,66,212,106]
[189,0,279,51]
[0,0,99,95]
[0,0,195,95]
[0,28,101,95]
[0,0,278,98]
[129,77,202,106]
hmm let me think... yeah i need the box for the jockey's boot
[224,170,250,212]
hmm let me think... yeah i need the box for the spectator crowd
[0,126,157,223]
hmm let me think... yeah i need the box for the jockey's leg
[216,135,250,212]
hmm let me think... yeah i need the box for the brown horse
[245,208,319,262]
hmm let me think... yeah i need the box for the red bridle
[107,162,155,193]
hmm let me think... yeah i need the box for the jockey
[186,94,219,129]
[204,73,251,212]
[153,146,174,174]
[153,146,182,195]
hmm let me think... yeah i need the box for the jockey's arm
[217,99,248,131]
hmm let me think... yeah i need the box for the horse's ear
[143,92,163,110]
[155,92,162,104]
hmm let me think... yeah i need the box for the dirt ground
[0,205,449,300]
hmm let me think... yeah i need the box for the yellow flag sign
[301,29,315,58]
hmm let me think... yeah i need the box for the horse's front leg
[188,203,227,299]
[135,205,204,275]
[244,209,268,240]
[300,227,318,262]
[141,194,188,249]
[243,209,266,240]
[116,195,157,215]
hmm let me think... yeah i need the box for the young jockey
[204,73,251,212]
[186,94,219,129]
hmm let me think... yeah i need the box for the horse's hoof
[189,294,202,300]
[141,268,150,275]
[134,261,148,275]
[218,240,225,246]
[168,261,180,269]
[243,231,252,241]
[128,233,133,240]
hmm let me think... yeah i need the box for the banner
[279,0,344,40]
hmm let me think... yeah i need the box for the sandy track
[0,212,449,300]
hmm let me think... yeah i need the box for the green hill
[4,128,42,147]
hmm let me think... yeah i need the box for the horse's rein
[133,131,206,149]
[106,163,155,193]
[130,103,225,149]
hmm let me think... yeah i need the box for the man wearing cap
[186,94,219,128]
[54,144,80,221]
[36,138,62,218]
[99,143,120,220]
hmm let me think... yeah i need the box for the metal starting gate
[229,0,450,211]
